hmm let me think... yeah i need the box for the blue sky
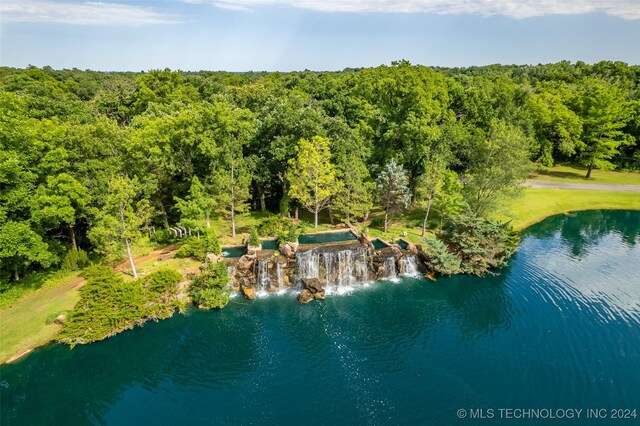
[1,0,639,71]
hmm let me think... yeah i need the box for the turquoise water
[298,231,356,244]
[260,239,279,250]
[221,246,247,258]
[371,238,390,250]
[2,210,640,425]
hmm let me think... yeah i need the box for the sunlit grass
[529,164,640,185]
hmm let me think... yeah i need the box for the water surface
[1,210,639,425]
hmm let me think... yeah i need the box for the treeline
[1,60,638,282]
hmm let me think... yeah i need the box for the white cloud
[0,1,180,26]
[186,0,640,20]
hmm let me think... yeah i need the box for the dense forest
[1,60,639,283]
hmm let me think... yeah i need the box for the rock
[277,255,288,265]
[279,243,295,258]
[282,275,290,287]
[237,255,254,271]
[53,314,67,325]
[288,241,299,252]
[247,244,261,253]
[241,286,256,300]
[312,289,326,300]
[206,253,222,264]
[302,278,323,294]
[298,289,314,304]
[230,280,240,292]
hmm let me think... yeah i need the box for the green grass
[529,164,640,185]
[500,188,640,230]
[0,272,84,364]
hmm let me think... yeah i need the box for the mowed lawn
[0,273,84,364]
[503,188,640,230]
[529,164,640,185]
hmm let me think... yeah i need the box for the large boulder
[53,314,67,325]
[206,253,222,264]
[298,289,314,304]
[237,255,254,271]
[241,286,256,300]
[312,289,326,300]
[302,278,323,294]
[279,243,296,259]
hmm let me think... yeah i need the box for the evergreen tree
[376,159,411,233]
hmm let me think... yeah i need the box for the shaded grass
[500,188,640,231]
[0,273,83,364]
[529,164,640,185]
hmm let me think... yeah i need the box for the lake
[1,210,639,425]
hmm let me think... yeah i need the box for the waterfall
[276,262,286,293]
[399,255,419,277]
[382,257,398,281]
[295,246,372,292]
[226,266,237,288]
[255,260,270,293]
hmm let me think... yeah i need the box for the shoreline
[3,206,639,366]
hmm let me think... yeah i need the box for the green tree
[376,159,411,233]
[433,170,466,231]
[174,176,215,233]
[572,79,632,178]
[415,152,447,236]
[88,176,152,279]
[287,136,340,228]
[462,121,531,216]
[0,221,55,281]
[30,173,89,250]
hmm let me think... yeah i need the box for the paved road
[524,181,640,192]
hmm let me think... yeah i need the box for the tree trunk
[586,162,593,179]
[384,211,389,233]
[231,201,236,238]
[364,210,370,221]
[314,207,318,228]
[205,213,211,228]
[14,269,19,281]
[260,192,266,212]
[125,237,137,279]
[295,206,299,221]
[328,207,334,225]
[422,198,432,237]
[70,226,78,251]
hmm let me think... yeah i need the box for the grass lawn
[0,273,83,364]
[500,188,640,231]
[529,164,640,185]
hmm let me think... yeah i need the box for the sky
[1,0,639,71]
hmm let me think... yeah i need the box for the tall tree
[415,152,447,236]
[174,175,215,232]
[376,159,411,233]
[287,136,339,228]
[462,121,531,216]
[88,176,152,279]
[572,79,632,178]
[433,170,466,231]
[30,173,89,250]
[0,221,55,281]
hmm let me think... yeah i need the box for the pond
[221,246,247,258]
[1,210,639,425]
[297,230,357,245]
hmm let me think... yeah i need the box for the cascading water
[295,246,372,293]
[382,257,399,281]
[276,263,286,293]
[227,266,237,287]
[399,255,419,277]
[255,260,271,294]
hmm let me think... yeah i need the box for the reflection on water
[1,211,639,425]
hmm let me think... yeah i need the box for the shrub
[190,262,230,310]
[248,226,261,246]
[203,229,221,255]
[59,268,184,347]
[424,236,461,275]
[150,229,178,245]
[175,238,206,260]
[60,249,90,271]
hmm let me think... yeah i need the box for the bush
[258,215,287,237]
[424,236,461,275]
[59,268,184,347]
[190,262,230,309]
[248,226,261,246]
[150,229,178,245]
[60,249,90,271]
[203,229,221,255]
[175,238,206,260]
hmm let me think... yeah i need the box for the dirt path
[524,181,640,192]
